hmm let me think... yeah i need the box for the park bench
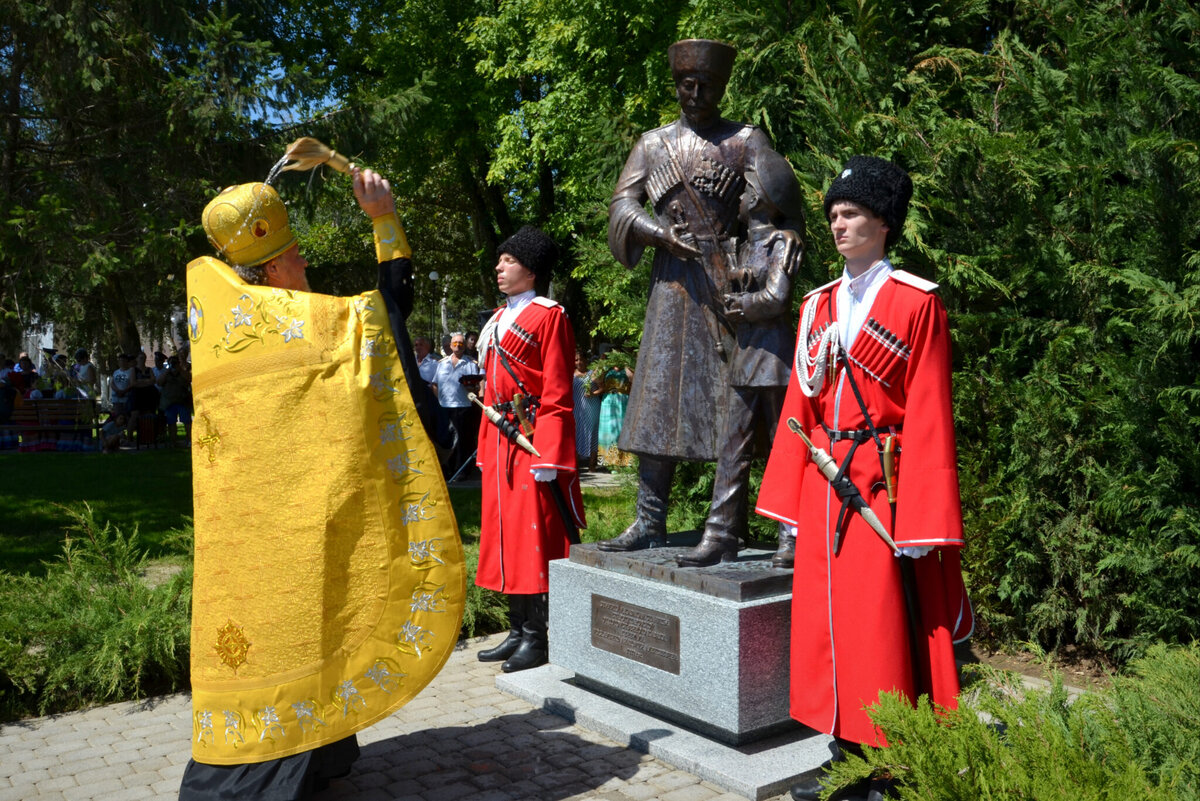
[0,398,100,452]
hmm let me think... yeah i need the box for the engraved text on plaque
[590,594,681,674]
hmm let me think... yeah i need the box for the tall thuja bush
[822,643,1200,799]
[938,1,1200,662]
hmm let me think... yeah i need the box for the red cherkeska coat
[756,270,973,746]
[476,297,586,594]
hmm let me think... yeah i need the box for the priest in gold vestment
[179,168,465,800]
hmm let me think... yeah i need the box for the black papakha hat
[823,156,913,249]
[497,225,560,282]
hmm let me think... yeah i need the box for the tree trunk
[101,274,141,356]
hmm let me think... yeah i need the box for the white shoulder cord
[477,316,499,367]
[795,292,840,398]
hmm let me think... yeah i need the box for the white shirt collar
[836,258,893,349]
[842,258,892,301]
[484,290,538,358]
[505,289,536,310]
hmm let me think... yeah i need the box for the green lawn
[0,451,194,575]
[0,450,634,576]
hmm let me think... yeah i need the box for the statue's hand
[724,292,747,323]
[766,229,804,277]
[660,225,702,259]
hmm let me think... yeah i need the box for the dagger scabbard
[786,417,900,555]
[470,393,541,457]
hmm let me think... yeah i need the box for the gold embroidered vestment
[186,256,464,764]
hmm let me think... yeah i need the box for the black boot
[772,528,796,568]
[597,457,674,552]
[790,740,868,800]
[478,595,525,662]
[790,774,872,801]
[502,594,548,672]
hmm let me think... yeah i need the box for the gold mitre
[668,39,736,84]
[202,182,297,267]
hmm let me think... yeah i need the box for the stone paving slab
[0,635,793,800]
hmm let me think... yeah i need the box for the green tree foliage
[0,1,292,361]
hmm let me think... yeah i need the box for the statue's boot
[502,594,548,673]
[675,524,739,567]
[676,443,747,567]
[597,456,674,551]
[478,594,525,662]
[772,528,796,569]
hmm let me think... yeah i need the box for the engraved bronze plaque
[590,594,681,674]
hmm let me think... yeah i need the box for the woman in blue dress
[572,349,601,471]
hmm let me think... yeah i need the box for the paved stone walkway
[0,634,791,801]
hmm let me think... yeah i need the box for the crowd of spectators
[0,344,192,453]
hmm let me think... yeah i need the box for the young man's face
[264,244,311,292]
[675,72,725,128]
[495,253,536,296]
[828,201,889,264]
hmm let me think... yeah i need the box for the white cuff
[896,546,934,559]
[780,523,797,539]
[533,467,557,482]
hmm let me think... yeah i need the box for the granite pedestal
[498,536,833,799]
[549,536,795,745]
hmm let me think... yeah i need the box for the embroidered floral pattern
[387,449,424,480]
[408,536,446,567]
[365,660,406,693]
[223,709,245,745]
[276,315,304,343]
[378,411,413,445]
[369,370,404,399]
[212,292,308,356]
[196,710,215,745]
[396,621,433,659]
[335,680,366,716]
[401,492,437,527]
[292,700,326,734]
[410,583,447,613]
[256,706,285,742]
